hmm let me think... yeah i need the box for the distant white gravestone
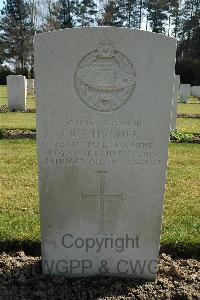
[180,84,191,103]
[7,75,27,111]
[27,79,35,96]
[191,86,200,99]
[170,75,180,131]
[34,28,176,279]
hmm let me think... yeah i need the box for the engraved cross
[81,171,123,234]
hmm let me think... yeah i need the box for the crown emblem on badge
[97,41,115,58]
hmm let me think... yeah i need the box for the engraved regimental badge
[74,41,136,112]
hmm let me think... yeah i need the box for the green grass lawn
[177,118,200,134]
[0,84,36,130]
[162,143,200,247]
[177,96,200,115]
[0,140,39,244]
[177,101,200,115]
[1,85,200,114]
[0,112,36,130]
[1,85,200,133]
[0,85,7,101]
[188,97,200,103]
[0,140,199,251]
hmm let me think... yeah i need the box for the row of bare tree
[0,0,199,84]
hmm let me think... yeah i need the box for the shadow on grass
[0,240,41,256]
[160,243,200,259]
[0,240,199,259]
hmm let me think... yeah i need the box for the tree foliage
[0,0,199,84]
[0,0,34,74]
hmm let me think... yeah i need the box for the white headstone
[191,86,200,99]
[180,84,191,103]
[7,75,27,111]
[27,79,35,95]
[170,75,180,131]
[34,28,176,279]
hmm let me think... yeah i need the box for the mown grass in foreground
[0,112,36,130]
[162,143,200,247]
[0,140,199,254]
[178,102,200,115]
[176,118,200,134]
[0,140,39,245]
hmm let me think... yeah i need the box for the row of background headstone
[191,86,200,98]
[6,75,200,112]
[170,75,180,131]
[180,84,200,103]
[27,79,35,96]
[6,75,200,109]
[6,74,198,133]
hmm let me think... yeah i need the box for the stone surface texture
[180,84,191,103]
[191,86,200,98]
[170,75,180,130]
[7,75,27,111]
[34,27,176,279]
[27,79,35,95]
